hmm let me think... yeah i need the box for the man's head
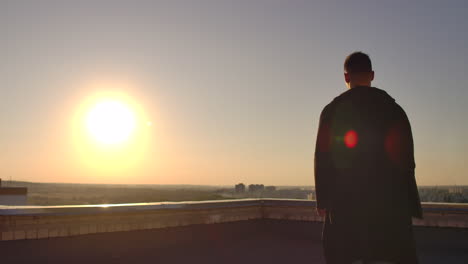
[344,52,374,89]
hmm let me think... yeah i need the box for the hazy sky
[1,0,467,185]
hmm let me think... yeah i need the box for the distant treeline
[6,181,225,205]
[3,181,468,205]
[28,188,225,205]
[418,186,468,203]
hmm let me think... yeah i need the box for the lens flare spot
[344,130,358,148]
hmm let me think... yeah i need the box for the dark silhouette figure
[314,52,422,264]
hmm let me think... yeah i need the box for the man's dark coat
[314,86,422,263]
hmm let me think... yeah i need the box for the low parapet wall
[1,199,467,241]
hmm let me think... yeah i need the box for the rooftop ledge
[1,199,467,241]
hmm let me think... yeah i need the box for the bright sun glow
[86,100,136,145]
[72,84,154,179]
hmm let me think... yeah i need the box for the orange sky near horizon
[2,1,467,186]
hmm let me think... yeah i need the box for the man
[314,52,422,264]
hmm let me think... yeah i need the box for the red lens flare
[344,130,358,148]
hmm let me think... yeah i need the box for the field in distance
[3,181,467,206]
[4,181,314,206]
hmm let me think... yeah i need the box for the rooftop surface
[1,219,467,264]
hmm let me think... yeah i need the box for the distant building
[0,179,28,205]
[449,186,463,194]
[248,184,264,193]
[235,183,246,193]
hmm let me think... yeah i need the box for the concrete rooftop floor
[1,219,467,264]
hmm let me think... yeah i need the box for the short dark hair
[344,52,372,73]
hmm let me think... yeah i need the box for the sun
[85,99,136,145]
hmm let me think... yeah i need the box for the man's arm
[400,109,423,219]
[390,105,423,219]
[314,105,335,215]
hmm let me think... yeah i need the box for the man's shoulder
[319,101,336,120]
[319,89,354,116]
[320,86,409,121]
[325,86,403,109]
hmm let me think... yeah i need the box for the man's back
[315,85,422,263]
[315,52,422,263]
[319,86,420,216]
